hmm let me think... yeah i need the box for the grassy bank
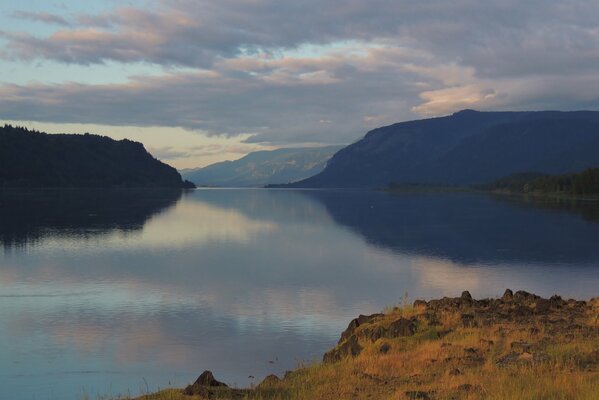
[126,291,599,400]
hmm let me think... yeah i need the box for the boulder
[183,370,228,396]
[379,343,391,354]
[502,289,514,302]
[405,390,433,399]
[258,374,280,387]
[323,334,362,363]
[387,318,416,337]
[413,299,428,310]
[534,298,552,313]
[339,313,384,343]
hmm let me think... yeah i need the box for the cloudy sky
[1,0,599,168]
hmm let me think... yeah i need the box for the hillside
[0,125,194,188]
[285,110,599,188]
[135,290,599,400]
[181,146,342,187]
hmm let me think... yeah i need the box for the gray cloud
[0,45,432,143]
[11,11,71,26]
[1,0,599,144]
[4,1,599,76]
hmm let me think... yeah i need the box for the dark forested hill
[286,110,599,188]
[182,146,342,187]
[487,168,599,196]
[0,125,194,188]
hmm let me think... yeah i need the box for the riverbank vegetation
[484,168,599,197]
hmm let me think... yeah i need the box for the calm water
[1,188,599,399]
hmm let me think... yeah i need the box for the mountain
[181,146,343,187]
[285,110,599,188]
[0,125,195,188]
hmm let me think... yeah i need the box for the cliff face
[287,110,599,188]
[0,125,192,188]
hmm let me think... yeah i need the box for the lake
[1,188,599,399]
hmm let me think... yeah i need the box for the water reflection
[301,190,599,265]
[0,189,182,249]
[1,189,599,400]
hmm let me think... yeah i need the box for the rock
[183,385,211,397]
[448,368,462,376]
[511,341,532,353]
[283,370,294,379]
[405,390,433,399]
[258,374,280,387]
[183,370,227,396]
[387,318,416,337]
[358,318,417,342]
[413,299,428,310]
[514,290,539,304]
[436,329,452,339]
[502,289,514,301]
[191,370,227,387]
[534,298,551,314]
[339,313,384,343]
[323,334,362,363]
[550,295,565,308]
[461,291,473,301]
[497,350,547,367]
[513,305,532,317]
[496,351,520,367]
[379,343,391,354]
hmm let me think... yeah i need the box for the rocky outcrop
[322,289,599,366]
[324,316,417,362]
[183,370,230,397]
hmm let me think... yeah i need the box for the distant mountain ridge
[0,125,194,188]
[182,146,343,187]
[285,110,599,188]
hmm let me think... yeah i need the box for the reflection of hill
[190,189,334,224]
[0,189,182,248]
[490,194,599,223]
[301,190,599,265]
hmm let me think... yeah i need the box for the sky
[1,0,599,168]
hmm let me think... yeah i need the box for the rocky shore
[138,290,599,399]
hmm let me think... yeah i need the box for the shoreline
[385,184,599,202]
[133,290,599,399]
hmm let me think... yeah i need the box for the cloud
[1,0,599,145]
[11,11,71,26]
[4,1,599,75]
[0,45,427,143]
